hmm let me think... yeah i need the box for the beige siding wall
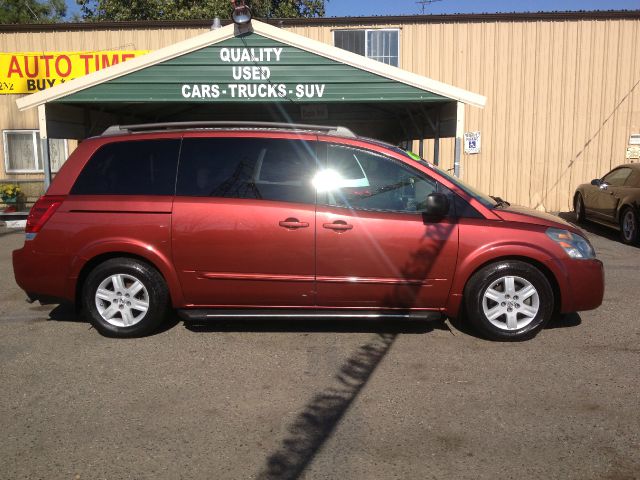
[2,17,639,212]
[288,18,640,212]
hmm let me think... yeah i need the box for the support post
[433,108,440,166]
[453,101,464,177]
[38,104,52,191]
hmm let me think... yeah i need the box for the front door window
[315,143,459,309]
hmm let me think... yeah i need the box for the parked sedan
[574,163,640,244]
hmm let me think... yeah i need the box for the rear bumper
[551,258,604,313]
[12,244,73,304]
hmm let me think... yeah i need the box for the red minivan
[13,122,604,340]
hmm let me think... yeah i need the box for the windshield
[401,150,498,209]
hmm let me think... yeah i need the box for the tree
[76,0,325,21]
[0,0,66,23]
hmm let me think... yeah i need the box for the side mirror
[590,178,602,186]
[424,192,450,217]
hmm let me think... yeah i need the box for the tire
[620,207,639,245]
[574,193,585,223]
[82,258,169,338]
[464,260,554,341]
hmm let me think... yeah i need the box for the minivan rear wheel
[83,258,169,337]
[464,260,554,341]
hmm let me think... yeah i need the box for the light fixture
[231,0,252,25]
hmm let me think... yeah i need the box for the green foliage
[76,0,325,21]
[0,0,66,24]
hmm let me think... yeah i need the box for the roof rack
[102,121,356,138]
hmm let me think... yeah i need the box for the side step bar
[178,309,443,322]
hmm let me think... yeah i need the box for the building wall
[1,14,639,212]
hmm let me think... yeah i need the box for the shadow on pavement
[0,228,24,238]
[255,332,398,480]
[47,303,84,323]
[46,304,180,334]
[449,309,582,340]
[546,312,582,330]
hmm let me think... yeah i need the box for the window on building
[3,130,69,173]
[334,29,400,67]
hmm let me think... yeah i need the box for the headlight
[546,228,596,259]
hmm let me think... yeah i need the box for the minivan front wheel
[83,258,169,337]
[464,261,554,341]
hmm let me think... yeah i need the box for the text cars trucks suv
[13,123,604,340]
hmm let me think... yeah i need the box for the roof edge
[1,9,639,32]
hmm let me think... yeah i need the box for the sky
[64,0,640,20]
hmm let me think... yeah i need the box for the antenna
[416,0,443,14]
[23,0,40,20]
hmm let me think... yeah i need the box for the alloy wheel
[95,273,150,327]
[622,210,636,242]
[482,275,540,331]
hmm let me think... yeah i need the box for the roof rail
[102,121,356,138]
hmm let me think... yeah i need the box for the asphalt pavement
[0,217,638,480]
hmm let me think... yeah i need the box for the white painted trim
[456,101,465,138]
[454,101,465,177]
[17,19,486,111]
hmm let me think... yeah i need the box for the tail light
[25,195,66,238]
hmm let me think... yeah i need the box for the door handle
[279,218,309,229]
[323,221,353,231]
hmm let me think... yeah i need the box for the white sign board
[626,146,640,160]
[464,131,481,154]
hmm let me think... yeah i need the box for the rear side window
[71,140,180,195]
[176,137,317,204]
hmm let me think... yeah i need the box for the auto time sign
[180,47,325,100]
[0,51,148,94]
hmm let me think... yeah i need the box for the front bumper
[554,258,605,313]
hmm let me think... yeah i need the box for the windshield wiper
[490,196,510,207]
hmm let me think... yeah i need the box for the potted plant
[1,183,24,212]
